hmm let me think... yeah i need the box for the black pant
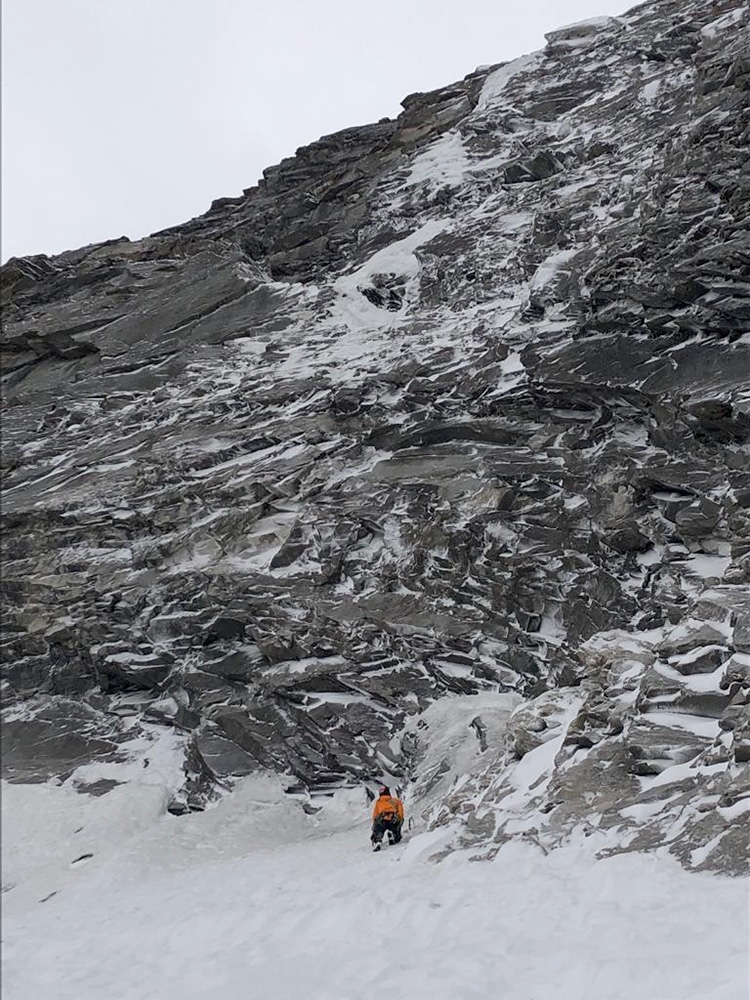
[372,815,402,844]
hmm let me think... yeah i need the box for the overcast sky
[2,0,626,262]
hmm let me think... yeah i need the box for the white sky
[2,0,626,262]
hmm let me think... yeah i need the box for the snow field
[3,771,748,1000]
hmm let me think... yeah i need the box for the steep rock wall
[2,0,748,872]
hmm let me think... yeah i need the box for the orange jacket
[372,794,404,822]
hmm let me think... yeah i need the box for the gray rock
[204,617,247,643]
[668,645,727,676]
[721,654,750,690]
[194,730,259,779]
[99,651,172,691]
[659,623,729,658]
[1,700,131,782]
[734,616,750,654]
[201,647,263,681]
[604,523,651,554]
[624,719,711,775]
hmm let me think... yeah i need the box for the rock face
[2,0,749,873]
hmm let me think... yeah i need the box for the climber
[371,785,404,851]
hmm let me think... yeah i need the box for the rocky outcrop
[2,0,749,874]
[413,596,749,874]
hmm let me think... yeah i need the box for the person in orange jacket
[371,785,404,850]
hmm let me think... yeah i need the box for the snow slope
[3,772,747,1000]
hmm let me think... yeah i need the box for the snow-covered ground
[3,764,748,1000]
